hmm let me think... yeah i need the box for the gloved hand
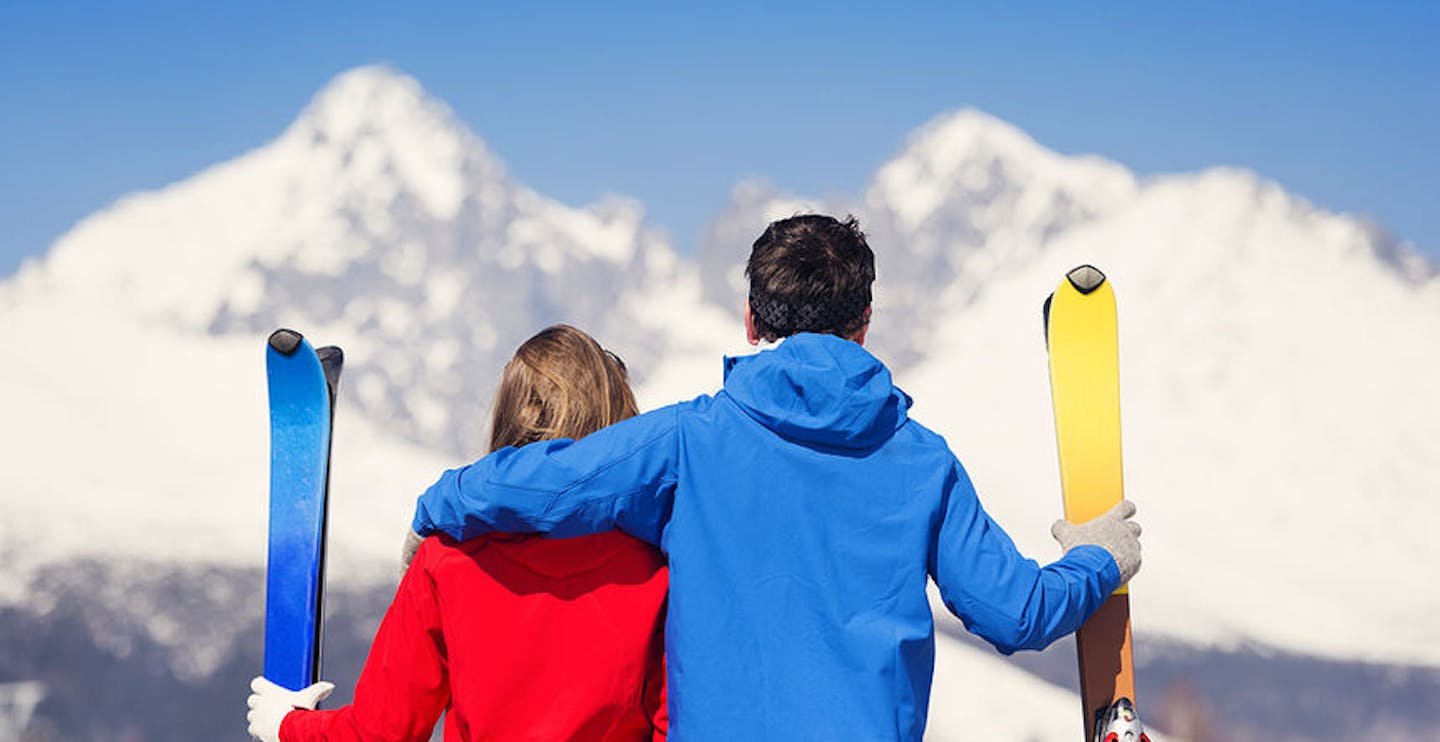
[246,676,334,742]
[1051,500,1142,584]
[401,528,424,570]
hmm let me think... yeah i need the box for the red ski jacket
[280,531,669,741]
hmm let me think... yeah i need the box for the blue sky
[1,1,1436,276]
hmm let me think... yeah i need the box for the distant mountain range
[2,65,1437,740]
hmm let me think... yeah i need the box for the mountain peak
[316,64,424,105]
[292,65,452,143]
[274,64,501,223]
[909,107,1041,161]
[867,107,1136,239]
[281,66,499,181]
[880,107,1132,190]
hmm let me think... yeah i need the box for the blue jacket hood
[722,333,912,450]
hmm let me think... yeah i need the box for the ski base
[1094,696,1150,742]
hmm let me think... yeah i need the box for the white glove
[1051,499,1143,584]
[246,676,334,742]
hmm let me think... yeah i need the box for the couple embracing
[247,214,1142,742]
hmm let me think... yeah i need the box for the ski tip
[316,345,345,384]
[1041,292,1054,346]
[1065,265,1107,294]
[268,328,305,356]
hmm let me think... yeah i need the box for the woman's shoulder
[417,531,510,559]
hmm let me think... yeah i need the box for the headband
[748,288,871,337]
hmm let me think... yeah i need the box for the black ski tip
[1065,265,1107,294]
[268,328,305,356]
[316,346,345,388]
[1041,292,1054,349]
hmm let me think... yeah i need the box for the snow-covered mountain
[2,66,731,458]
[906,166,1440,666]
[3,64,1439,740]
[697,110,1139,368]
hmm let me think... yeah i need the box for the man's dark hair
[745,214,875,342]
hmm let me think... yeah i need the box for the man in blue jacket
[410,214,1142,740]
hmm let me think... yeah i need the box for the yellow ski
[1044,265,1142,742]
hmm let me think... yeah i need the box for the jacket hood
[722,333,911,450]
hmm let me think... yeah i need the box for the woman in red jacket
[247,325,668,741]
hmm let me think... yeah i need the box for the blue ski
[263,328,343,691]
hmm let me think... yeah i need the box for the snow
[0,682,46,740]
[927,639,1093,740]
[289,65,472,221]
[902,167,1440,666]
[0,299,450,587]
[506,190,647,265]
[925,631,1164,741]
[868,108,1137,243]
[2,63,1438,733]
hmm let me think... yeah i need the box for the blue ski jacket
[412,333,1119,741]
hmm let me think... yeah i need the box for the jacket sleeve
[279,540,451,742]
[411,404,682,546]
[928,459,1120,655]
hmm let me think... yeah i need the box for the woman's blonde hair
[489,325,638,452]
